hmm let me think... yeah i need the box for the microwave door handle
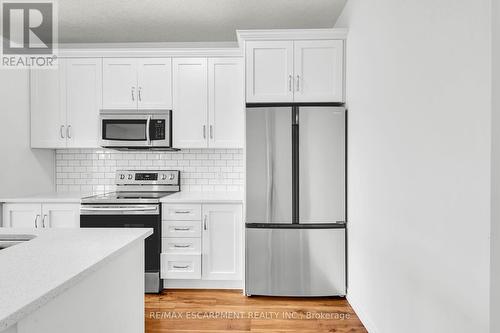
[146,116,151,146]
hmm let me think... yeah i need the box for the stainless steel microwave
[99,110,174,150]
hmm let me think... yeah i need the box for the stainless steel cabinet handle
[173,265,189,269]
[288,74,292,92]
[174,210,191,214]
[34,215,40,228]
[131,87,135,101]
[209,125,213,139]
[60,125,65,139]
[42,214,47,228]
[174,227,190,231]
[67,125,72,139]
[138,87,142,101]
[203,215,208,230]
[173,244,191,248]
[203,125,206,139]
[296,75,300,92]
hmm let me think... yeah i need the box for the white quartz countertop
[0,192,88,203]
[0,191,243,204]
[160,191,243,203]
[0,228,153,331]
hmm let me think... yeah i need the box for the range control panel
[115,170,180,185]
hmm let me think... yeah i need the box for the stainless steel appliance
[80,170,180,293]
[99,110,175,150]
[245,105,346,297]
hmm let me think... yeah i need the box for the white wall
[336,1,491,332]
[491,0,500,331]
[0,69,55,197]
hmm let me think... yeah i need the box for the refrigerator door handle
[265,112,273,222]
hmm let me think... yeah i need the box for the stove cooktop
[82,191,175,204]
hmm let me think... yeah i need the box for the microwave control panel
[151,120,165,140]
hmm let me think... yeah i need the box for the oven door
[80,204,162,292]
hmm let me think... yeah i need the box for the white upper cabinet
[246,41,294,103]
[31,67,66,148]
[31,58,102,149]
[245,40,344,103]
[65,58,102,148]
[102,58,172,110]
[137,58,173,109]
[102,59,138,109]
[173,58,209,148]
[293,40,344,102]
[202,204,243,281]
[173,57,244,149]
[208,58,244,148]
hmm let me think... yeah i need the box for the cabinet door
[30,66,66,148]
[102,58,137,109]
[172,58,208,148]
[65,58,102,148]
[137,58,172,109]
[42,203,80,228]
[245,41,294,103]
[208,58,244,148]
[202,204,242,280]
[2,203,41,228]
[293,40,344,102]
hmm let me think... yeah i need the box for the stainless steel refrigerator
[245,105,346,297]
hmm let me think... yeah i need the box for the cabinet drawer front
[162,237,201,253]
[161,254,201,279]
[163,220,201,238]
[163,204,201,220]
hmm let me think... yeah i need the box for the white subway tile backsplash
[55,148,244,195]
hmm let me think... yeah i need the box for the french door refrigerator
[245,105,346,297]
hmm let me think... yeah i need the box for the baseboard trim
[347,293,379,333]
[163,279,243,289]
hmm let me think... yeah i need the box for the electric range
[80,170,180,293]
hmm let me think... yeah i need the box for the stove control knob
[161,174,167,180]
[119,174,125,180]
[128,174,133,180]
[168,174,175,180]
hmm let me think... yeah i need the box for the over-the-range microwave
[99,110,177,150]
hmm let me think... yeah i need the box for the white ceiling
[57,0,347,43]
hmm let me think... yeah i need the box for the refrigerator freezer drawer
[245,228,346,296]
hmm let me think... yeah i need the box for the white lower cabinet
[1,203,41,228]
[42,203,80,228]
[161,253,202,279]
[202,204,243,280]
[161,203,243,286]
[2,203,80,228]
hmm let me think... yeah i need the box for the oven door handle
[80,205,159,215]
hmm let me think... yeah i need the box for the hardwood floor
[145,289,367,333]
